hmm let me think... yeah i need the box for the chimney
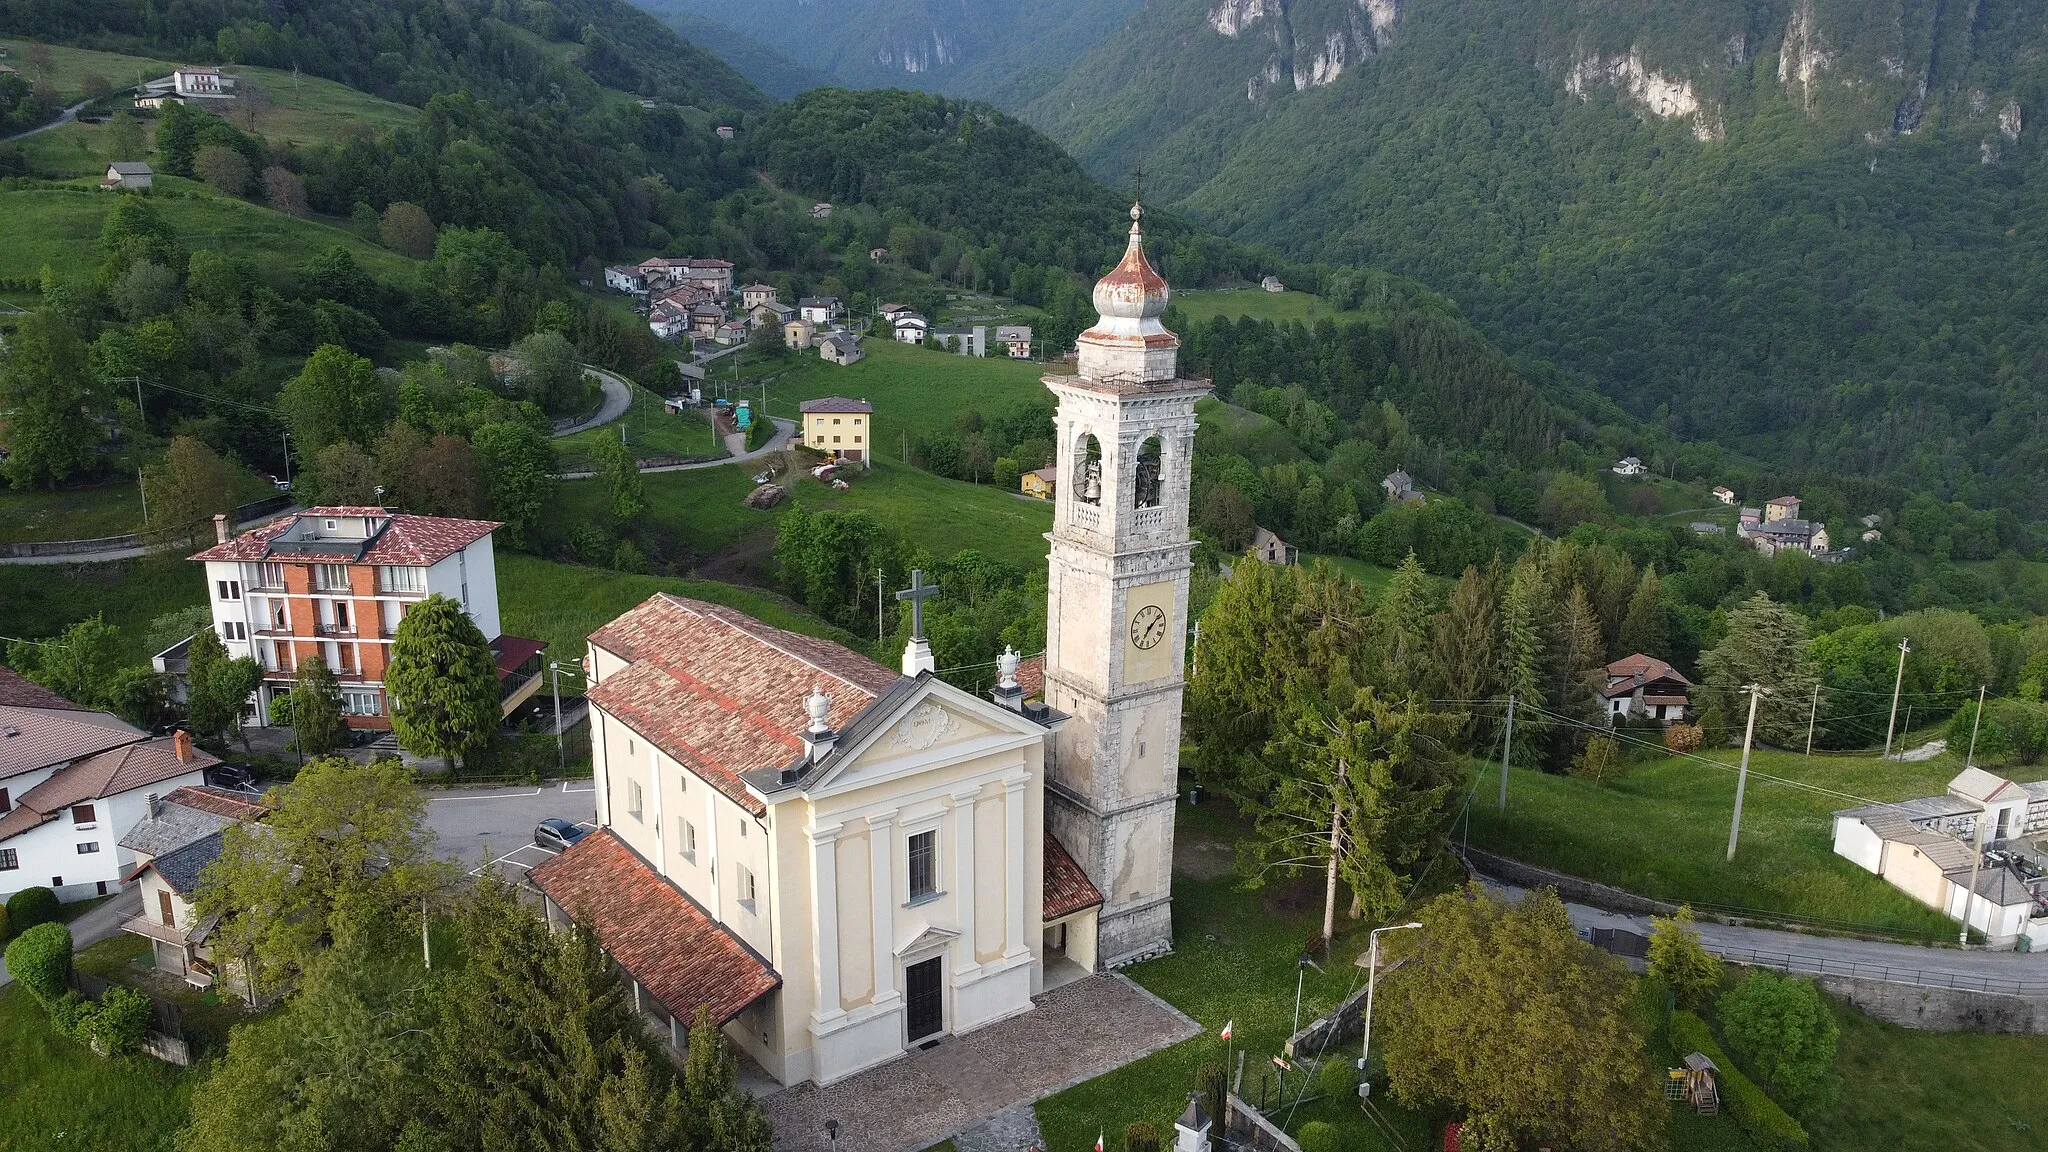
[989,645,1024,712]
[212,513,230,544]
[799,687,837,765]
[147,792,161,820]
[172,730,193,762]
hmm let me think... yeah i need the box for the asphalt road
[552,367,634,438]
[424,781,598,881]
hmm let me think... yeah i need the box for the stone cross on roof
[896,568,941,643]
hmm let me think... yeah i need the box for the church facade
[530,205,1201,1087]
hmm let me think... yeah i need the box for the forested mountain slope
[635,0,1139,105]
[1019,0,2048,515]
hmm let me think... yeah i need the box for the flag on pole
[1219,1019,1233,1041]
[1095,1132,1104,1152]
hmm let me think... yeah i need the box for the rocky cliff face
[1206,0,1400,97]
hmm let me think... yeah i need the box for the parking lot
[422,781,599,882]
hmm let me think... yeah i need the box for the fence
[69,969,191,1066]
[1713,944,2048,996]
[0,494,293,559]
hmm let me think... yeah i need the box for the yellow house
[800,396,872,463]
[1020,467,1056,500]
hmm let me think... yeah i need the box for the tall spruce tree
[1544,584,1606,768]
[1428,565,1500,748]
[1697,593,1820,748]
[1617,565,1668,659]
[1374,550,1437,691]
[1497,553,1549,766]
[384,594,501,772]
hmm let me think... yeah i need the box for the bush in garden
[5,885,60,933]
[1663,723,1704,754]
[1296,1121,1340,1152]
[3,921,72,1005]
[1122,1122,1159,1152]
[1316,1055,1357,1099]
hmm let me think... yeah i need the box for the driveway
[762,974,1201,1152]
[553,367,635,438]
[424,781,597,881]
[0,888,142,987]
[557,417,795,480]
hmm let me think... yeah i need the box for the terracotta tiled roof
[588,595,900,816]
[491,635,548,678]
[188,508,500,564]
[161,785,269,821]
[529,829,780,1024]
[1043,830,1103,921]
[0,667,85,710]
[16,737,217,812]
[1601,654,1691,698]
[1015,655,1044,700]
[798,397,873,414]
[0,705,144,781]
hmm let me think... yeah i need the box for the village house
[689,302,727,341]
[1260,275,1285,292]
[716,125,735,139]
[878,302,917,322]
[529,201,1203,1088]
[818,333,866,366]
[118,786,268,986]
[1250,526,1297,565]
[1381,470,1424,503]
[1833,767,2048,949]
[1860,513,1883,543]
[648,299,691,341]
[605,264,649,295]
[1020,467,1056,500]
[101,161,152,190]
[0,669,218,905]
[655,283,716,309]
[892,313,931,345]
[931,325,986,357]
[1598,654,1692,724]
[1613,456,1647,477]
[741,283,780,311]
[1712,486,1737,505]
[995,325,1034,360]
[1764,495,1802,522]
[869,247,890,261]
[784,317,816,350]
[716,319,751,345]
[172,67,234,98]
[181,507,543,730]
[800,397,872,463]
[750,301,796,330]
[1737,513,1831,558]
[799,297,843,325]
[810,202,833,218]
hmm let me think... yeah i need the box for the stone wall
[1462,848,1677,916]
[1283,984,1369,1058]
[1222,1094,1301,1152]
[1794,970,2048,1034]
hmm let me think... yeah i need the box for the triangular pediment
[895,920,959,957]
[804,678,1050,799]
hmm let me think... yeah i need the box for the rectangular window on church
[681,819,696,860]
[737,864,757,909]
[628,780,643,821]
[907,830,937,904]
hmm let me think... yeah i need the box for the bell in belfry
[1082,458,1103,504]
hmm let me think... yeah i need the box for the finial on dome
[1130,201,1143,225]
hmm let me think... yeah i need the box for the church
[531,203,1207,1088]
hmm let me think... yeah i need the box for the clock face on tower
[1129,604,1168,650]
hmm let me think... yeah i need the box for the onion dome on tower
[1076,202,1181,384]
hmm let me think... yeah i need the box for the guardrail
[1714,944,2048,996]
[0,494,292,559]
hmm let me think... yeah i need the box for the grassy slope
[1807,1004,2048,1152]
[0,178,417,284]
[0,554,206,660]
[0,983,196,1152]
[0,466,277,545]
[554,386,725,468]
[755,338,1058,463]
[1172,287,1334,324]
[497,553,861,662]
[1462,743,2011,937]
[0,38,183,101]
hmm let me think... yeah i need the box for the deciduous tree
[289,659,347,757]
[1698,593,1820,747]
[312,440,380,504]
[379,201,438,259]
[141,435,236,531]
[1381,886,1664,1152]
[472,419,557,547]
[182,627,262,749]
[1647,906,1721,1009]
[591,430,644,528]
[262,165,308,217]
[384,594,501,772]
[194,144,251,197]
[8,615,122,709]
[1717,970,1838,1112]
[0,311,98,489]
[279,344,391,454]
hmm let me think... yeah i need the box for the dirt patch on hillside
[692,528,777,587]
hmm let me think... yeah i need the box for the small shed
[1250,526,1297,565]
[102,161,153,190]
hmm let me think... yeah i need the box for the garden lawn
[0,982,196,1152]
[0,39,183,102]
[1462,744,1994,937]
[1803,1001,2048,1151]
[757,339,1055,463]
[0,554,206,664]
[556,387,724,468]
[0,179,416,285]
[1172,289,1333,324]
[548,455,1055,573]
[0,480,146,543]
[497,553,861,663]
[71,933,254,1050]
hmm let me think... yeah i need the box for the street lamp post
[548,660,581,772]
[1358,921,1424,1095]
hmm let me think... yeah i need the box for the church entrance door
[905,956,944,1043]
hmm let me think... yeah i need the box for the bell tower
[1042,203,1208,966]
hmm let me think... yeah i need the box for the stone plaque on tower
[1041,203,1208,966]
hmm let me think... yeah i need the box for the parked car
[207,763,258,792]
[534,818,589,852]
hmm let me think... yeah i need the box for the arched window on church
[1133,435,1162,509]
[1075,434,1102,506]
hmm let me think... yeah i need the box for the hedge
[4,921,74,1005]
[5,885,61,933]
[1670,1011,1808,1152]
[1296,1121,1339,1152]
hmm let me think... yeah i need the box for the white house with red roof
[1599,654,1694,724]
[0,678,217,904]
[536,203,1204,1088]
[186,506,542,730]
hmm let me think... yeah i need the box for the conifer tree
[1428,565,1499,747]
[385,594,501,772]
[1374,550,1437,690]
[289,658,347,757]
[1617,565,1668,659]
[1697,592,1820,747]
[1544,584,1606,768]
[1497,554,1549,766]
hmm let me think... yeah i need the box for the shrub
[1195,1061,1228,1126]
[1943,697,2048,766]
[82,985,154,1056]
[1717,971,1838,1112]
[0,902,9,941]
[1648,906,1722,1009]
[1663,722,1704,754]
[1123,1122,1159,1152]
[6,884,60,933]
[1669,1011,1808,1151]
[4,921,73,1005]
[1569,735,1627,783]
[1316,1055,1356,1099]
[1296,1121,1340,1152]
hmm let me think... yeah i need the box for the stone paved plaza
[761,974,1200,1152]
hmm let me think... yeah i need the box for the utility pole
[1805,683,1819,758]
[1498,694,1516,812]
[281,431,293,488]
[1189,619,1201,679]
[422,896,432,969]
[138,467,149,525]
[1961,801,1987,947]
[875,569,886,642]
[1966,685,1986,767]
[550,661,568,772]
[1727,684,1765,861]
[1882,637,1911,760]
